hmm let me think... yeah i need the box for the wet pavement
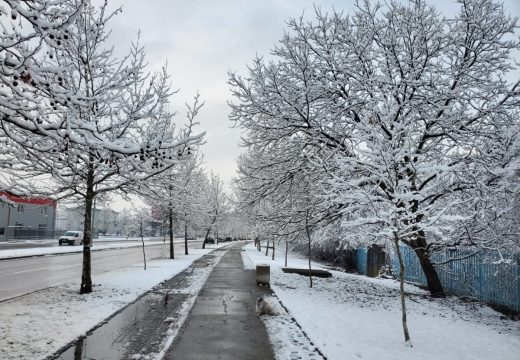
[50,249,227,360]
[165,244,274,360]
[50,243,274,360]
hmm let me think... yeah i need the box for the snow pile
[243,243,520,360]
[240,247,255,269]
[256,296,282,316]
[0,248,223,360]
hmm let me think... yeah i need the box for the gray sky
[106,0,520,196]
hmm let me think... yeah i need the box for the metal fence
[356,246,520,311]
[2,227,66,241]
[356,246,368,276]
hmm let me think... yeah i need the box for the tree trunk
[73,337,84,359]
[202,213,217,249]
[408,231,444,297]
[140,220,147,270]
[394,233,412,344]
[202,227,210,249]
[272,240,275,260]
[80,159,95,294]
[305,220,313,289]
[168,207,174,259]
[265,239,269,256]
[184,217,188,255]
[285,240,288,267]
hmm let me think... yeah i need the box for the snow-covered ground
[0,240,167,259]
[2,242,517,360]
[0,237,203,259]
[0,244,229,360]
[242,243,520,360]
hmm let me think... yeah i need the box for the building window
[0,228,4,236]
[41,207,48,215]
[17,205,24,213]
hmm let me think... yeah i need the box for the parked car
[59,231,84,246]
[205,236,215,244]
[224,236,232,242]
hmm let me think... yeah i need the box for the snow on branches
[230,0,520,297]
[1,0,205,294]
[0,0,203,158]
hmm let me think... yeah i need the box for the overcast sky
[105,0,519,202]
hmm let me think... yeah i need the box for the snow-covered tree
[141,153,207,256]
[201,172,229,248]
[230,0,520,301]
[173,157,207,255]
[1,1,204,294]
[124,208,154,270]
[1,1,186,155]
[235,142,327,276]
[0,1,83,152]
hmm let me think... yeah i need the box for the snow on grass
[261,301,324,360]
[0,246,228,360]
[0,238,211,260]
[0,240,168,259]
[0,241,163,259]
[243,243,520,360]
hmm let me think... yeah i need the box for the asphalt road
[0,238,178,250]
[0,240,203,302]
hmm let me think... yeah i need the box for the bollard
[256,264,270,286]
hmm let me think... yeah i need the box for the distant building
[56,206,121,235]
[0,191,57,241]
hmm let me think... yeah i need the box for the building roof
[0,191,57,207]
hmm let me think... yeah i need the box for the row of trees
[114,160,238,256]
[230,0,520,343]
[0,1,204,293]
[139,155,232,258]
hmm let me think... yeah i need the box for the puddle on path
[50,252,224,360]
[57,291,188,360]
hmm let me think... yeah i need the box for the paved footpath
[165,243,275,360]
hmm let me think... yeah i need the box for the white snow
[0,238,197,259]
[0,245,229,360]
[242,243,520,360]
[2,241,517,360]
